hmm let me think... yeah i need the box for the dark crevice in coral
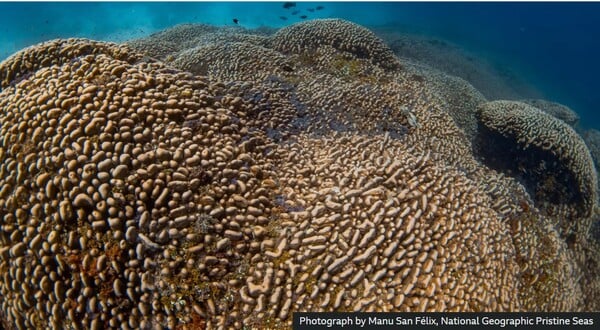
[474,123,584,216]
[591,217,600,244]
[7,71,33,88]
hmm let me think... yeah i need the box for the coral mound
[522,99,580,127]
[0,42,279,329]
[172,41,294,81]
[126,23,270,61]
[1,19,599,329]
[0,38,142,89]
[270,19,401,70]
[476,100,597,223]
[583,129,600,171]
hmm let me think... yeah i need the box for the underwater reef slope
[375,29,544,102]
[520,99,580,128]
[0,19,599,329]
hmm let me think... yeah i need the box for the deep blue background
[0,2,598,130]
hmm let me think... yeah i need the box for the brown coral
[477,100,597,221]
[582,129,600,201]
[172,41,294,81]
[270,19,401,70]
[126,23,270,61]
[583,129,600,170]
[0,38,142,89]
[237,133,522,323]
[125,23,224,59]
[509,211,584,311]
[0,41,280,329]
[1,18,599,330]
[522,99,580,127]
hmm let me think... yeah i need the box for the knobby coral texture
[0,19,599,329]
[477,101,597,221]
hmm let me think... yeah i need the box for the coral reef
[522,99,580,127]
[508,210,584,311]
[125,24,269,61]
[583,129,600,169]
[582,129,600,201]
[172,41,294,82]
[476,100,597,223]
[0,38,142,89]
[405,66,486,140]
[1,19,599,329]
[270,19,401,70]
[252,133,522,315]
[0,47,279,329]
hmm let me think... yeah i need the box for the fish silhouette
[283,2,296,9]
[233,18,239,24]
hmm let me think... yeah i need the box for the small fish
[316,6,325,10]
[300,15,307,19]
[307,8,315,12]
[291,10,300,15]
[233,18,239,24]
[279,16,288,20]
[283,2,296,9]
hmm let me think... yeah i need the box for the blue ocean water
[1,2,599,130]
